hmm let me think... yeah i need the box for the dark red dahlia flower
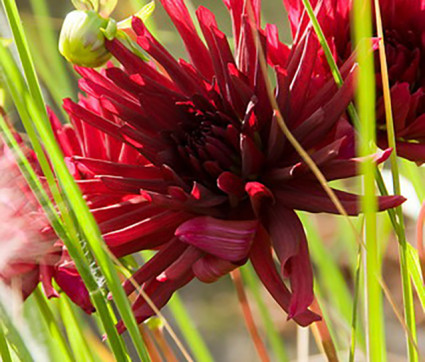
[283,0,425,163]
[55,0,404,329]
[0,132,93,313]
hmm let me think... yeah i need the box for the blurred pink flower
[0,131,94,314]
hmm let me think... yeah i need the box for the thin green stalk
[1,1,149,359]
[34,288,75,362]
[240,264,289,362]
[353,0,386,359]
[0,322,12,362]
[374,2,417,359]
[167,294,214,362]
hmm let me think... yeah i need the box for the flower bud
[59,10,116,68]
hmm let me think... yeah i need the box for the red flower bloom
[55,0,404,329]
[0,131,93,313]
[283,0,425,163]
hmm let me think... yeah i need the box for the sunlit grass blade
[240,263,289,362]
[33,287,75,362]
[353,0,386,359]
[57,296,98,362]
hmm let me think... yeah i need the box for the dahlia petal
[159,0,214,79]
[40,264,59,299]
[193,255,238,283]
[275,184,406,215]
[54,266,95,314]
[132,17,205,95]
[264,206,314,318]
[224,0,261,47]
[76,179,118,194]
[175,217,258,262]
[288,31,318,120]
[245,181,274,215]
[381,83,411,133]
[117,272,194,334]
[122,239,188,295]
[104,210,189,247]
[100,175,169,194]
[98,204,164,234]
[240,134,265,178]
[157,245,202,282]
[90,197,148,223]
[74,157,163,179]
[249,226,320,325]
[310,148,393,181]
[265,24,290,68]
[293,65,355,146]
[386,139,425,164]
[106,39,178,91]
[217,171,245,198]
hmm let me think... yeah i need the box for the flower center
[167,103,241,186]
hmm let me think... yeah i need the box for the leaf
[99,0,118,17]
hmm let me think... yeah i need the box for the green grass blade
[34,288,75,362]
[353,0,386,359]
[167,293,214,362]
[57,296,97,362]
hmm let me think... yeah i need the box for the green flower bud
[59,10,116,68]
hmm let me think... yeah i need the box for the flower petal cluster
[283,0,425,163]
[0,131,93,313]
[54,0,405,328]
